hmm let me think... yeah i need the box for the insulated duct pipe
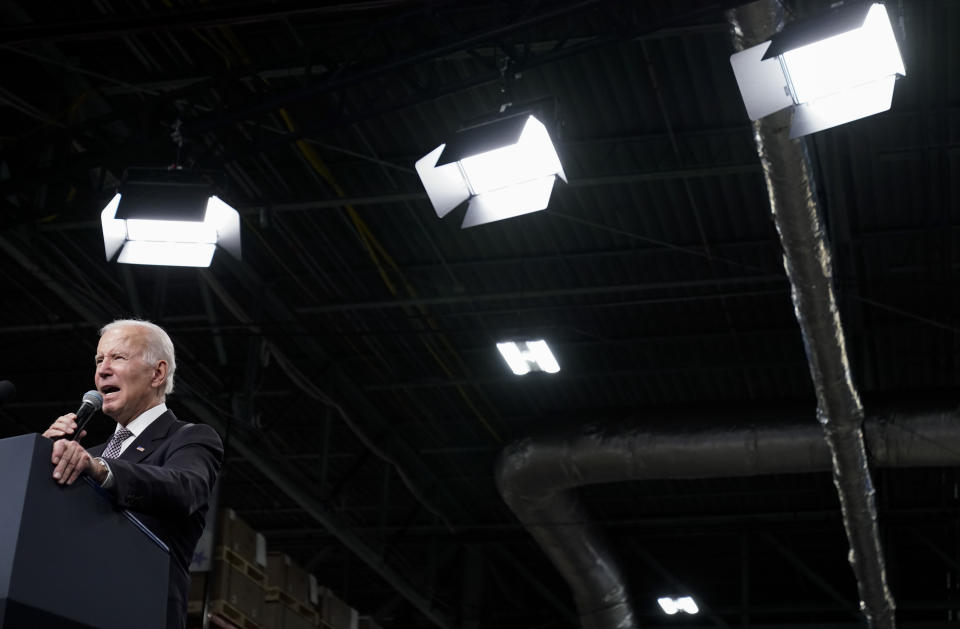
[729,1,894,626]
[496,409,960,629]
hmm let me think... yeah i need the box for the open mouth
[101,385,120,397]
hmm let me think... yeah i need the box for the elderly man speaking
[43,319,224,629]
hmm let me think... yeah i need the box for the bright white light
[459,117,565,195]
[415,115,566,228]
[782,3,904,104]
[496,340,560,375]
[658,596,699,615]
[101,192,241,267]
[728,3,905,136]
[497,342,531,375]
[789,74,896,137]
[657,598,678,615]
[463,176,556,228]
[125,218,218,244]
[117,241,216,267]
[676,597,699,614]
[526,340,560,373]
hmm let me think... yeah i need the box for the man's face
[94,326,165,425]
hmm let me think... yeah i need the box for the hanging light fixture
[100,168,241,267]
[415,113,566,228]
[730,1,905,137]
[496,340,561,375]
[657,596,699,615]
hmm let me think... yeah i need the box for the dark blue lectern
[0,434,168,629]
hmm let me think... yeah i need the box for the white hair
[100,319,176,395]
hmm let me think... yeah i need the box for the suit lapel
[120,409,179,463]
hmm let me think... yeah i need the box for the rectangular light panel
[496,340,560,375]
[782,3,904,104]
[117,241,217,267]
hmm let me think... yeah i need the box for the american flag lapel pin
[136,446,146,452]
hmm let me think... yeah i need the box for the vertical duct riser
[730,1,894,626]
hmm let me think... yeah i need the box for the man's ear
[152,360,168,391]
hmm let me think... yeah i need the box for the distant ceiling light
[101,168,241,267]
[657,596,699,615]
[730,2,904,137]
[415,113,566,228]
[676,596,699,614]
[496,340,560,375]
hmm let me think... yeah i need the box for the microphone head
[0,380,15,404]
[82,390,104,411]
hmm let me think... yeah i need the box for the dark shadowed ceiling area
[1,0,959,627]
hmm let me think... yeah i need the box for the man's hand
[43,413,87,441]
[51,439,98,485]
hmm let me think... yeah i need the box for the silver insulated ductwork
[495,1,923,628]
[496,409,960,628]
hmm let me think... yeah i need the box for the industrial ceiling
[1,0,959,627]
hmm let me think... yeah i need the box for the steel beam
[230,163,761,211]
[0,1,421,45]
[361,360,806,392]
[296,274,786,313]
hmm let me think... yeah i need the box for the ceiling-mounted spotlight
[415,113,566,228]
[730,1,905,137]
[496,340,560,376]
[657,596,699,615]
[100,168,241,267]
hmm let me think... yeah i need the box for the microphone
[0,380,15,404]
[67,390,104,442]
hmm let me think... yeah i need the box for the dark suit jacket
[88,409,223,629]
